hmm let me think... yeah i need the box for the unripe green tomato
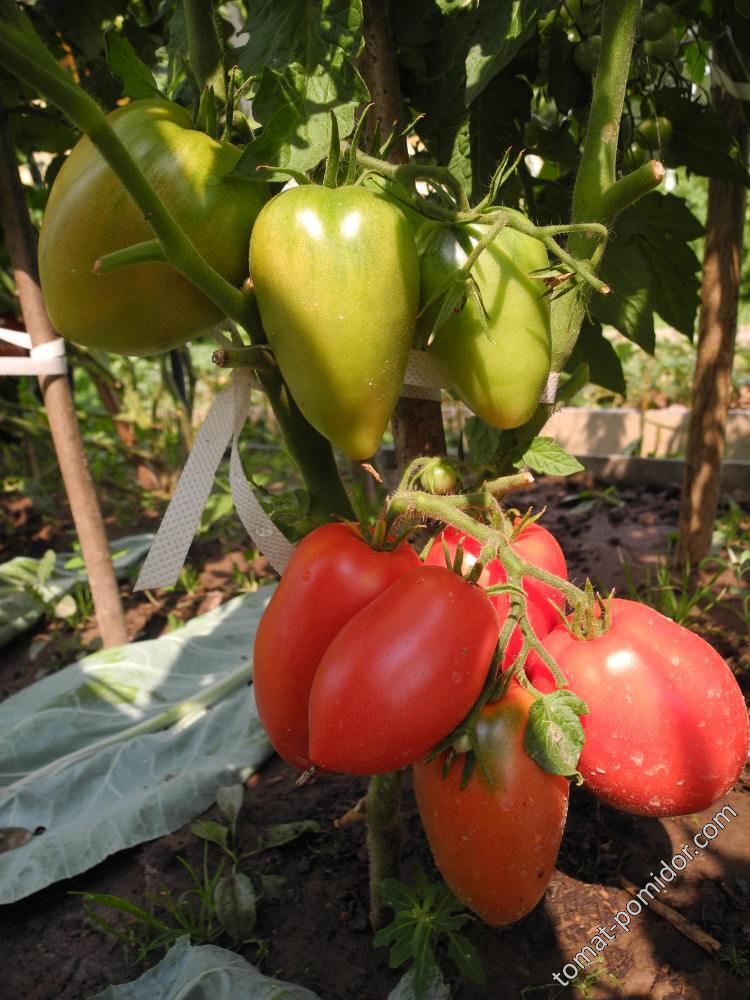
[643,3,675,41]
[573,35,601,75]
[419,226,551,431]
[622,141,649,172]
[38,99,270,356]
[250,185,420,461]
[644,32,680,60]
[566,26,582,44]
[635,116,673,151]
[421,460,459,495]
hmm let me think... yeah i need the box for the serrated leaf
[566,321,626,395]
[514,436,584,477]
[191,819,230,851]
[464,0,556,104]
[214,872,257,942]
[464,416,502,467]
[233,0,367,177]
[105,29,161,100]
[654,88,750,186]
[524,690,589,776]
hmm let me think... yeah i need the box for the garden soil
[0,472,748,1000]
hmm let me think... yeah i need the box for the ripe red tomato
[308,565,499,774]
[413,683,569,927]
[424,522,567,665]
[526,598,750,816]
[252,523,420,770]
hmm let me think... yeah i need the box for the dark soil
[1,472,748,1000]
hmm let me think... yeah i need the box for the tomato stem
[366,770,404,930]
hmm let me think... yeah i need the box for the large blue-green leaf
[0,588,274,783]
[95,936,322,999]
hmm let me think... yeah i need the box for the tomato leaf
[566,320,626,395]
[513,436,584,477]
[233,1,368,177]
[464,416,502,467]
[104,28,162,101]
[464,0,557,105]
[524,690,588,777]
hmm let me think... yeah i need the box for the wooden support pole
[0,104,129,647]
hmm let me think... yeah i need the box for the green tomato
[420,459,460,495]
[622,141,650,172]
[38,99,270,356]
[250,185,420,461]
[644,32,680,60]
[419,226,551,431]
[635,116,673,151]
[573,35,601,75]
[643,3,675,41]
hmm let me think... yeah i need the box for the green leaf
[37,549,56,587]
[514,436,584,476]
[566,320,626,395]
[216,784,244,831]
[104,28,161,100]
[191,820,230,852]
[592,233,655,352]
[445,931,486,985]
[524,690,589,776]
[464,416,502,467]
[655,88,750,187]
[247,820,320,856]
[233,0,367,177]
[546,25,586,113]
[464,0,557,104]
[213,872,257,942]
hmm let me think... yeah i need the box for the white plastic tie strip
[134,368,295,590]
[0,329,67,376]
[539,370,561,405]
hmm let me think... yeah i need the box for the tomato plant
[309,564,499,774]
[419,225,551,431]
[526,598,750,816]
[252,523,420,770]
[424,521,567,665]
[250,184,420,460]
[413,683,569,927]
[38,99,270,356]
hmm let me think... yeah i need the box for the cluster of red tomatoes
[253,517,749,928]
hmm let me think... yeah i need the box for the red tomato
[252,523,420,769]
[413,683,569,927]
[424,522,567,665]
[308,565,499,774]
[526,598,750,816]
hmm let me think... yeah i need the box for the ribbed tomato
[527,598,750,816]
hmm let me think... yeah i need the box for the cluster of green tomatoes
[38,98,553,461]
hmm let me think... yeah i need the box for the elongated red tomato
[527,598,750,816]
[252,524,420,769]
[424,522,567,665]
[413,684,569,926]
[308,565,499,774]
